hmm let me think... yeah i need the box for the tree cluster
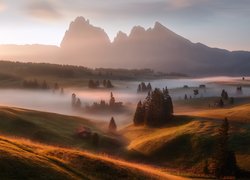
[88,80,100,88]
[22,79,49,89]
[88,79,114,89]
[137,82,152,93]
[103,79,114,88]
[134,88,173,127]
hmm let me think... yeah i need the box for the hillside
[182,103,250,123]
[121,114,250,175]
[0,106,122,152]
[0,17,250,76]
[0,61,172,88]
[0,135,189,180]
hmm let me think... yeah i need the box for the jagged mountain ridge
[0,16,250,76]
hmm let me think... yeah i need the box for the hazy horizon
[0,0,250,51]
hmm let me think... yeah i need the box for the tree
[194,89,199,96]
[147,83,152,91]
[109,117,117,133]
[103,79,107,87]
[106,80,114,88]
[137,84,142,93]
[88,80,96,88]
[221,89,229,100]
[71,93,77,107]
[134,88,174,127]
[184,94,188,100]
[109,92,115,106]
[214,118,237,178]
[219,99,224,107]
[75,98,82,108]
[141,82,147,92]
[133,101,144,125]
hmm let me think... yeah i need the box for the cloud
[25,1,62,20]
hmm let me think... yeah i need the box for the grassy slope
[121,116,218,170]
[183,103,250,123]
[0,135,189,180]
[0,106,122,151]
[121,111,250,175]
[174,96,250,114]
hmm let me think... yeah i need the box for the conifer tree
[109,117,117,133]
[134,101,144,125]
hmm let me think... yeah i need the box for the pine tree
[134,101,144,126]
[137,84,142,93]
[109,92,115,106]
[71,93,77,107]
[106,80,114,88]
[109,117,117,133]
[184,94,188,100]
[221,89,229,100]
[147,83,152,91]
[103,79,107,87]
[141,82,147,92]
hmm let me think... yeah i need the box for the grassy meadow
[0,106,123,152]
[121,107,250,177]
[0,135,189,180]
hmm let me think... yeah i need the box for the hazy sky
[0,0,249,51]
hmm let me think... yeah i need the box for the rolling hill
[0,135,189,180]
[182,103,250,123]
[0,106,122,152]
[121,113,250,176]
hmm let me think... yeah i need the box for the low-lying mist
[1,76,250,127]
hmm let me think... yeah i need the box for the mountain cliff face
[59,18,250,75]
[61,17,110,49]
[0,17,250,76]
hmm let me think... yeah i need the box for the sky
[0,0,249,51]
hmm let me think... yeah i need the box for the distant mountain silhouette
[0,16,250,76]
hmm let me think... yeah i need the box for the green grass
[0,135,189,180]
[0,106,122,151]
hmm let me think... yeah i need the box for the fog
[1,76,250,127]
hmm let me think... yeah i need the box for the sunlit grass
[185,103,250,123]
[0,135,189,180]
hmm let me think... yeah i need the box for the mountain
[0,17,250,76]
[59,17,111,66]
